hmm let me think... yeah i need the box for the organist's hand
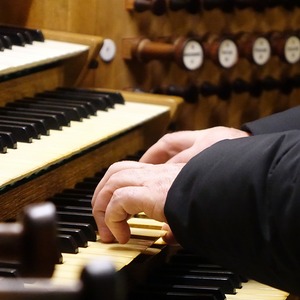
[140,126,250,164]
[91,161,184,244]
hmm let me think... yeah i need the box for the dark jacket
[165,106,300,295]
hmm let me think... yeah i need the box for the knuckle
[161,132,175,145]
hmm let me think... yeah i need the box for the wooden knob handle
[236,32,271,65]
[268,31,300,64]
[0,202,58,278]
[204,35,239,68]
[126,37,204,70]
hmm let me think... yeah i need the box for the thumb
[161,223,178,245]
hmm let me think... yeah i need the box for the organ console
[0,1,300,299]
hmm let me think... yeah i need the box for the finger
[140,131,196,164]
[161,223,178,245]
[166,147,201,163]
[105,186,159,244]
[93,209,116,243]
[139,141,174,164]
[91,161,146,207]
[92,165,148,242]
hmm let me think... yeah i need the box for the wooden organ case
[0,1,299,299]
[2,0,300,130]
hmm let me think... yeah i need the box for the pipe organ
[0,1,299,299]
[1,0,297,130]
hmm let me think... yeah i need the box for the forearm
[242,106,300,135]
[165,130,300,295]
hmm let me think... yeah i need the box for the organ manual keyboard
[0,25,89,76]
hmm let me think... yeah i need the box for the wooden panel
[0,1,300,129]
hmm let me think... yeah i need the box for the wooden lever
[0,202,58,278]
[122,36,204,70]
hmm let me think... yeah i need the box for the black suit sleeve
[165,130,300,295]
[242,106,300,135]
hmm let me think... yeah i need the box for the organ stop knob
[237,32,271,66]
[268,31,300,64]
[204,35,239,68]
[123,37,204,70]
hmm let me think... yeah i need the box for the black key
[83,177,102,183]
[0,268,19,278]
[53,192,92,200]
[159,267,242,288]
[4,104,69,127]
[57,211,97,231]
[57,221,96,241]
[15,99,82,122]
[0,35,12,49]
[132,284,225,300]
[38,91,108,111]
[20,30,33,44]
[0,115,49,136]
[0,131,17,149]
[130,290,218,300]
[50,196,92,208]
[61,188,94,198]
[58,228,88,248]
[149,274,236,295]
[0,120,40,139]
[0,30,26,46]
[29,97,90,118]
[0,124,32,143]
[0,36,6,51]
[26,28,44,42]
[0,25,44,42]
[34,95,97,115]
[0,26,33,44]
[56,205,92,214]
[94,169,108,179]
[75,181,98,190]
[0,136,7,153]
[58,234,78,254]
[169,252,213,265]
[55,89,115,108]
[0,261,21,277]
[0,107,61,130]
[57,87,125,104]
